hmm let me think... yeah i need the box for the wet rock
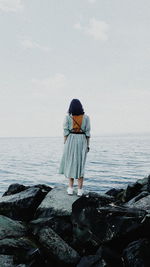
[0,215,27,239]
[123,238,150,267]
[0,187,46,221]
[34,186,79,218]
[37,226,80,266]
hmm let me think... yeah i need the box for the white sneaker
[67,187,74,195]
[77,188,84,196]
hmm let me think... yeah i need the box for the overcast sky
[0,0,150,137]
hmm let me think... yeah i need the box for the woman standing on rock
[59,99,91,196]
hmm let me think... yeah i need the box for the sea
[0,134,150,197]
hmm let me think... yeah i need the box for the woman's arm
[63,115,70,143]
[64,136,68,144]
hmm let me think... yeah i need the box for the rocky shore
[0,175,150,266]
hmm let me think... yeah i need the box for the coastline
[0,175,150,266]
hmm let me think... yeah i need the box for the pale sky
[0,0,150,137]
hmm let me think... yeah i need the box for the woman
[59,99,91,196]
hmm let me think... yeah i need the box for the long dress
[59,114,91,179]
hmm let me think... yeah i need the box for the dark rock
[0,237,42,265]
[37,226,80,266]
[96,245,124,267]
[29,215,73,244]
[2,183,52,197]
[123,238,150,267]
[34,186,79,219]
[2,184,29,197]
[0,215,27,240]
[122,182,142,202]
[76,254,102,267]
[72,194,146,254]
[0,187,46,221]
[106,188,124,198]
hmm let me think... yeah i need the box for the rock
[72,194,146,254]
[0,187,46,221]
[126,195,150,211]
[29,215,73,244]
[123,238,150,266]
[106,188,124,198]
[3,183,52,197]
[76,254,102,267]
[0,215,27,240]
[34,186,79,218]
[124,191,149,206]
[122,182,142,202]
[0,237,43,266]
[37,226,80,266]
[0,254,15,267]
[2,184,29,197]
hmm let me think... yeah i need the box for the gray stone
[0,187,45,221]
[35,186,79,218]
[0,254,15,267]
[0,215,27,240]
[127,195,150,211]
[37,226,80,265]
[124,191,149,206]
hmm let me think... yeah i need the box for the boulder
[123,238,150,266]
[124,191,149,206]
[0,237,43,266]
[2,184,29,197]
[72,194,146,254]
[2,183,52,197]
[37,226,80,266]
[29,215,73,244]
[0,254,15,267]
[121,182,142,202]
[126,195,150,211]
[0,187,46,221]
[34,186,79,218]
[76,254,102,267]
[0,215,27,240]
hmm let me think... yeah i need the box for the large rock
[29,215,73,244]
[0,237,43,266]
[72,194,146,254]
[34,186,79,218]
[2,183,52,197]
[123,238,150,266]
[0,215,27,240]
[0,187,46,221]
[126,195,150,211]
[0,255,15,267]
[37,226,80,266]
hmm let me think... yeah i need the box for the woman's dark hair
[68,99,84,115]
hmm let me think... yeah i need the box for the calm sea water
[0,134,150,196]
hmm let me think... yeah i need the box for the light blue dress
[59,114,91,179]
